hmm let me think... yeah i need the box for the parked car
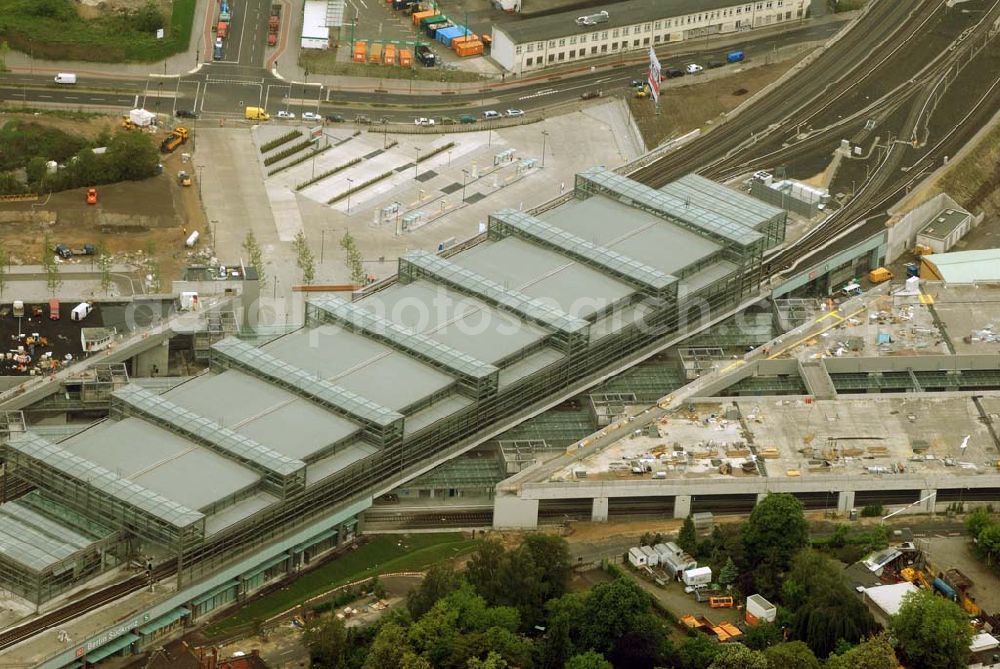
[482,110,500,119]
[580,90,602,100]
[414,117,435,126]
[661,68,684,80]
[505,109,524,117]
[440,116,456,125]
[706,60,724,69]
[459,114,477,124]
[685,63,704,74]
[325,113,345,123]
[302,111,322,121]
[630,79,645,88]
[277,110,296,119]
[175,109,198,118]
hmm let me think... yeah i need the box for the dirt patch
[0,112,118,142]
[0,122,207,283]
[628,60,798,148]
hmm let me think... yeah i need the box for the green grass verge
[938,119,1000,209]
[203,533,478,637]
[0,0,195,62]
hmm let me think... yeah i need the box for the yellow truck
[245,106,270,121]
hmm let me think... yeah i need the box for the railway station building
[490,0,809,74]
[0,168,784,664]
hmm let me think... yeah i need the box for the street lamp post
[414,147,419,178]
[541,130,549,167]
[461,169,469,203]
[346,178,354,214]
[320,228,325,263]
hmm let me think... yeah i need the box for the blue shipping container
[437,26,464,47]
[727,50,745,63]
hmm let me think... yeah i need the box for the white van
[54,73,77,85]
[71,302,92,321]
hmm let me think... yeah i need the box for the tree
[606,615,671,669]
[541,591,588,669]
[577,578,653,655]
[891,589,973,669]
[304,615,348,668]
[364,622,412,669]
[242,230,266,287]
[782,550,877,658]
[407,563,463,619]
[293,230,316,284]
[498,534,572,629]
[105,130,159,182]
[743,621,783,651]
[677,633,720,669]
[743,493,809,597]
[966,507,995,537]
[718,556,738,592]
[825,633,899,669]
[466,652,508,669]
[565,651,611,669]
[708,644,768,669]
[762,641,820,669]
[134,0,165,32]
[96,242,113,295]
[978,523,1000,565]
[340,230,366,285]
[41,233,61,295]
[0,40,9,72]
[678,514,698,555]
[466,540,506,605]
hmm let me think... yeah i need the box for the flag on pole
[647,46,661,102]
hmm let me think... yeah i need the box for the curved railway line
[5,0,1000,655]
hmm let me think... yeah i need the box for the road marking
[89,98,103,102]
[517,88,559,101]
[64,96,78,100]
[38,94,52,98]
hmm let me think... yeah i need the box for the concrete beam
[592,497,609,522]
[674,495,691,519]
[493,496,539,529]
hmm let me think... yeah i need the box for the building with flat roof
[0,168,780,640]
[490,0,808,73]
[301,0,331,50]
[916,206,973,253]
[920,248,1000,283]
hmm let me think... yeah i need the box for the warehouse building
[0,169,783,666]
[920,248,1000,283]
[491,0,809,73]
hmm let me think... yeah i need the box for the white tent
[129,109,157,127]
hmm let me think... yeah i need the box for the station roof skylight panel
[577,167,764,248]
[214,336,404,428]
[308,296,499,382]
[402,250,591,335]
[663,174,786,229]
[358,280,551,365]
[5,432,204,529]
[489,208,678,293]
[114,383,306,478]
[62,418,261,513]
[163,370,361,461]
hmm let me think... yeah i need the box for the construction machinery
[177,171,192,187]
[159,127,189,153]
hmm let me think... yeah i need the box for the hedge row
[267,146,330,176]
[417,141,456,164]
[327,169,395,205]
[260,130,304,154]
[263,139,315,166]
[296,157,362,190]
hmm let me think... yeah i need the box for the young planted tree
[678,515,698,555]
[96,242,113,295]
[293,230,316,285]
[340,230,366,286]
[41,233,61,295]
[242,230,266,287]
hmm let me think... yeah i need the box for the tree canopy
[890,589,973,669]
[762,641,820,669]
[708,644,768,669]
[825,633,899,669]
[742,494,809,597]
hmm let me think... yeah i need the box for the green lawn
[0,0,196,62]
[203,533,478,637]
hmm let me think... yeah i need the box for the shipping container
[412,9,436,25]
[451,34,478,50]
[425,21,451,38]
[369,42,383,63]
[384,43,396,66]
[399,48,413,66]
[353,41,367,63]
[455,40,483,57]
[436,26,464,47]
[745,594,777,626]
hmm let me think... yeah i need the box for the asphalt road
[0,18,845,122]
